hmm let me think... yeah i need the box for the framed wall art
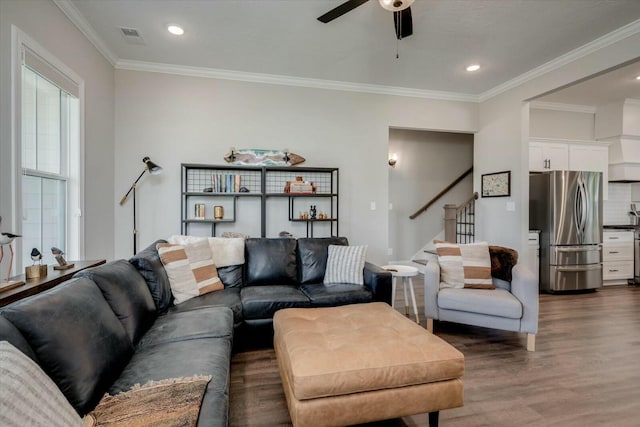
[481,171,511,197]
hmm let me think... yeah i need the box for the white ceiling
[534,59,640,106]
[64,0,640,99]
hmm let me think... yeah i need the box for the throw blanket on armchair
[488,245,519,282]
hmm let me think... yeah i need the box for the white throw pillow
[323,245,367,285]
[168,235,245,267]
[0,341,84,427]
[157,240,224,304]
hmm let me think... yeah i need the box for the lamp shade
[379,0,414,12]
[142,156,163,175]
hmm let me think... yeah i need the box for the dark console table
[0,260,106,308]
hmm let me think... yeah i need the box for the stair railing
[444,192,478,243]
[409,167,473,220]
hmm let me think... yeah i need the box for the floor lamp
[119,156,163,255]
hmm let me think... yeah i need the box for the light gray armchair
[424,260,539,351]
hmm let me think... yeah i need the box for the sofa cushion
[2,278,133,415]
[300,283,372,307]
[0,341,84,427]
[437,287,523,319]
[217,264,243,288]
[129,239,173,314]
[245,238,297,285]
[109,306,234,427]
[74,260,157,345]
[297,237,348,284]
[112,340,232,427]
[435,241,494,289]
[157,241,224,304]
[0,315,38,363]
[137,307,234,348]
[241,285,311,320]
[168,287,243,327]
[323,245,367,285]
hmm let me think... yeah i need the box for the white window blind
[22,46,79,98]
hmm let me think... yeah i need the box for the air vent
[119,27,145,45]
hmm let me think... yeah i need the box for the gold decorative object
[25,265,48,279]
[214,206,224,220]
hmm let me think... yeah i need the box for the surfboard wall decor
[224,148,305,166]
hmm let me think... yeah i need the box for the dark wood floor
[229,282,640,426]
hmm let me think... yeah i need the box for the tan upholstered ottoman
[273,302,464,427]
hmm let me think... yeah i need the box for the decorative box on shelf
[284,177,316,194]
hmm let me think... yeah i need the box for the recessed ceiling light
[167,25,184,36]
[636,75,640,80]
[466,64,480,72]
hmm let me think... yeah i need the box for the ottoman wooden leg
[428,411,439,427]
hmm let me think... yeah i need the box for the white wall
[114,70,478,264]
[388,129,473,260]
[0,0,115,274]
[530,108,595,140]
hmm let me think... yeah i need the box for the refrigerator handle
[556,264,602,272]
[574,176,589,243]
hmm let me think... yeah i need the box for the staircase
[444,192,478,243]
[405,167,477,269]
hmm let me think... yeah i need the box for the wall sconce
[388,153,398,167]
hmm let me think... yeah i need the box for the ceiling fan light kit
[379,0,414,12]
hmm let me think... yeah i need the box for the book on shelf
[211,173,242,193]
[194,203,205,219]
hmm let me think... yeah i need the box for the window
[14,29,83,270]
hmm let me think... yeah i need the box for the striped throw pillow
[157,240,223,304]
[323,245,367,285]
[434,241,494,289]
[0,341,84,427]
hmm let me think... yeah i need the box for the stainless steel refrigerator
[529,170,603,292]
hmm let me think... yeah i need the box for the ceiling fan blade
[318,0,370,23]
[393,7,413,39]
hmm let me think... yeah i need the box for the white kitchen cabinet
[602,230,634,285]
[529,141,569,172]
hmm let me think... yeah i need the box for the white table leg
[403,278,410,316]
[391,276,396,309]
[408,276,419,324]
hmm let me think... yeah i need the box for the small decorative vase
[214,206,224,220]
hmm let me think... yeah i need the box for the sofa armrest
[424,261,440,320]
[510,263,539,334]
[363,262,392,305]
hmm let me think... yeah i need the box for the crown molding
[115,59,481,103]
[53,0,117,66]
[479,18,640,102]
[52,1,639,105]
[529,101,596,114]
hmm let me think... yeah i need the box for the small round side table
[382,265,420,324]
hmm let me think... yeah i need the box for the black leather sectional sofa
[0,237,391,425]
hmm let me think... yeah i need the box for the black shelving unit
[181,164,338,237]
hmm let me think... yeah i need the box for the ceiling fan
[318,0,414,40]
